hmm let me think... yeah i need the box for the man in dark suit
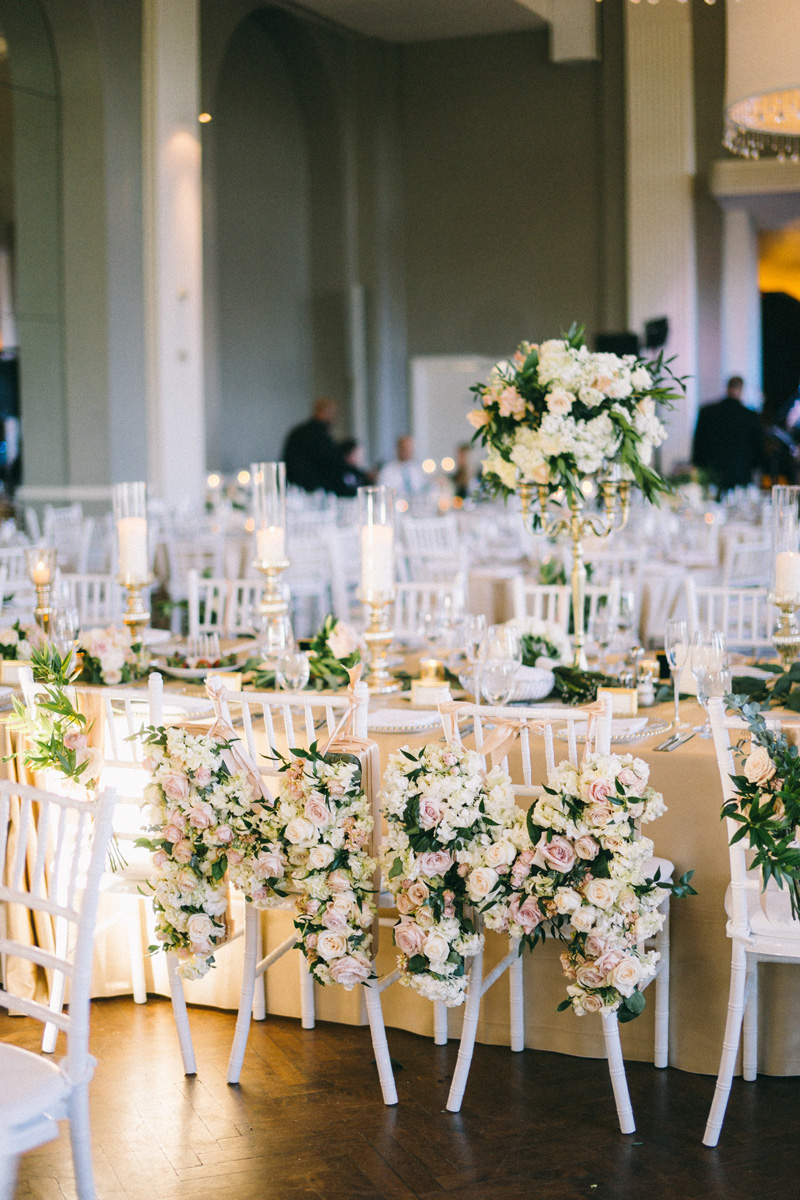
[691,376,766,493]
[283,397,349,495]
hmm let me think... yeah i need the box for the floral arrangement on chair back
[467,325,680,511]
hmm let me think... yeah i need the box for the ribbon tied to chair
[321,663,365,755]
[205,674,275,805]
[438,698,608,768]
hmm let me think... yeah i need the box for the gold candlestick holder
[254,558,293,661]
[519,477,631,671]
[33,582,53,637]
[768,592,800,669]
[25,547,58,638]
[361,593,401,694]
[121,578,152,649]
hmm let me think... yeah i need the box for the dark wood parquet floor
[2,996,797,1200]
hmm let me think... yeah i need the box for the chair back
[510,578,570,629]
[394,580,465,641]
[327,526,362,622]
[722,538,769,588]
[210,682,369,791]
[0,779,116,1076]
[708,696,788,937]
[686,579,773,655]
[60,572,123,625]
[401,515,461,557]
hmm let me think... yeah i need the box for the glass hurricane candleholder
[251,462,293,660]
[113,481,152,648]
[769,485,800,668]
[25,547,57,635]
[358,485,400,693]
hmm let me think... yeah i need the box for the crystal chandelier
[724,0,800,160]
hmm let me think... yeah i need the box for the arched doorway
[207,5,349,473]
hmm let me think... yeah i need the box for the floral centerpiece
[274,745,376,988]
[77,625,148,686]
[138,726,289,978]
[507,617,571,668]
[380,742,528,1006]
[723,696,800,918]
[468,325,677,510]
[246,615,363,691]
[0,620,48,661]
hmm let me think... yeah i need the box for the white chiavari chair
[703,698,800,1146]
[60,572,123,626]
[18,668,210,1045]
[189,680,397,1101]
[393,580,466,643]
[721,538,769,588]
[328,526,362,623]
[686,580,773,656]
[437,696,673,1132]
[510,578,571,629]
[0,779,116,1200]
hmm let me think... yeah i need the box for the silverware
[654,733,682,752]
[664,731,695,751]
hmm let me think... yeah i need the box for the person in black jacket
[283,398,349,495]
[691,376,766,493]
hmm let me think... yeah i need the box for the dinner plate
[556,716,671,744]
[368,708,442,734]
[154,661,242,681]
[141,628,172,646]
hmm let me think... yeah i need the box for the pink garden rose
[328,953,372,989]
[151,849,167,868]
[171,839,193,863]
[254,851,284,880]
[63,728,88,753]
[214,824,233,844]
[226,848,244,866]
[535,834,576,874]
[585,804,614,828]
[417,849,453,878]
[395,892,414,915]
[575,962,607,989]
[162,823,183,844]
[574,835,600,861]
[162,771,190,802]
[586,779,614,805]
[187,802,214,830]
[177,867,198,892]
[194,766,212,787]
[508,893,543,934]
[418,797,443,830]
[406,880,430,908]
[305,794,333,828]
[328,869,352,893]
[394,919,426,957]
[321,907,349,931]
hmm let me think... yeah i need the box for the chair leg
[227,905,259,1084]
[299,950,315,1030]
[252,915,266,1021]
[446,944,484,1113]
[68,1081,97,1200]
[167,953,197,1075]
[703,941,749,1147]
[364,980,398,1105]
[509,939,524,1052]
[654,897,670,1069]
[433,1000,448,1045]
[42,913,70,1053]
[0,1153,19,1200]
[127,900,147,1005]
[742,957,758,1083]
[602,1013,636,1134]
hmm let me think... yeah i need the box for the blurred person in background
[283,397,349,495]
[379,435,429,496]
[452,443,476,499]
[691,376,766,494]
[339,437,374,495]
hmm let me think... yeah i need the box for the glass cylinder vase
[770,485,800,603]
[251,462,288,567]
[358,485,396,603]
[113,481,150,586]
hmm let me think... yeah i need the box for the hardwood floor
[3,996,796,1200]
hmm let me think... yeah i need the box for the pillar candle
[776,550,800,598]
[117,516,149,583]
[256,525,286,565]
[360,524,394,598]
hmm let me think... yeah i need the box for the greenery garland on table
[243,615,362,692]
[723,694,800,919]
[726,662,800,713]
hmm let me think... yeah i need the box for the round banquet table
[5,681,800,1079]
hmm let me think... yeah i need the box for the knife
[664,731,695,751]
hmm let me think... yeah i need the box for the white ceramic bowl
[509,665,555,703]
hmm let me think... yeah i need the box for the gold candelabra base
[769,593,800,669]
[121,579,152,650]
[361,594,401,694]
[33,583,53,638]
[519,477,631,671]
[255,558,293,662]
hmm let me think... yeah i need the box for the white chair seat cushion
[0,1043,70,1129]
[644,855,674,885]
[725,880,800,939]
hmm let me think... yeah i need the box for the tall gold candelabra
[519,479,631,670]
[121,579,152,648]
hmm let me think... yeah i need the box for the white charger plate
[368,708,442,734]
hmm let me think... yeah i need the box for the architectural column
[142,0,205,505]
[720,207,762,408]
[625,1,698,470]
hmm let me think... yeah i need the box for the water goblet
[276,650,310,693]
[480,657,518,706]
[665,618,690,729]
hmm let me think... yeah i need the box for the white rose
[485,841,517,870]
[423,932,450,963]
[583,879,616,910]
[546,387,574,416]
[316,930,349,961]
[284,817,316,844]
[553,887,582,915]
[631,366,652,391]
[611,956,643,997]
[308,844,335,870]
[570,906,598,932]
[187,913,214,942]
[327,621,361,660]
[0,628,18,646]
[466,866,499,901]
[744,746,776,786]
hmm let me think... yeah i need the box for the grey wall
[398,25,622,362]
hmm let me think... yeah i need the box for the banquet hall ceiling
[290,0,548,42]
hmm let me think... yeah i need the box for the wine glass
[690,630,728,738]
[53,606,80,662]
[462,614,487,660]
[480,658,519,705]
[665,619,690,729]
[589,604,615,672]
[276,650,310,693]
[480,625,522,665]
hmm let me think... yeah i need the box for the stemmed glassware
[457,613,487,700]
[690,630,730,739]
[276,649,310,693]
[589,603,615,672]
[478,625,522,706]
[665,619,690,729]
